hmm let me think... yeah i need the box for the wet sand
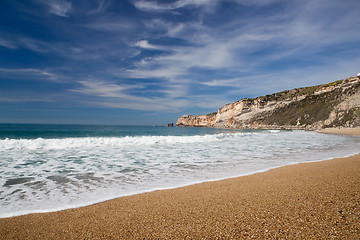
[317,127,360,135]
[1,130,359,239]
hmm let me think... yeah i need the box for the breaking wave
[1,129,359,218]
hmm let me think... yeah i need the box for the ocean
[1,123,359,218]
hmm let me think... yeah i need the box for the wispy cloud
[70,80,190,111]
[143,19,191,39]
[0,34,110,61]
[18,37,52,53]
[43,0,72,17]
[0,35,72,54]
[135,40,161,50]
[129,0,360,81]
[71,80,144,98]
[87,0,109,14]
[236,0,284,7]
[0,68,61,82]
[132,0,219,12]
[123,36,242,82]
[203,56,360,99]
[201,78,243,87]
[0,38,18,49]
[133,0,283,13]
[0,91,56,103]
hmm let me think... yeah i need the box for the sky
[0,0,360,125]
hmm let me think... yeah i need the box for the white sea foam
[0,130,359,218]
[0,134,239,150]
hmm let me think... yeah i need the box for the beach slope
[317,127,360,135]
[1,130,359,239]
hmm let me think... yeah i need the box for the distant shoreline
[316,127,360,135]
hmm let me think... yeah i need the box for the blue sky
[1,0,360,125]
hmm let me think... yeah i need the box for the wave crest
[0,133,247,150]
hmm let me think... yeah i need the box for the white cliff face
[176,114,216,127]
[177,75,360,130]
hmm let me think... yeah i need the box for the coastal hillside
[177,74,360,130]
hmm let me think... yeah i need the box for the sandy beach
[317,127,360,136]
[1,129,359,239]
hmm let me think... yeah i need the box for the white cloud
[121,0,360,112]
[125,67,185,79]
[144,19,203,40]
[202,55,360,99]
[71,80,145,98]
[124,39,240,82]
[167,23,186,37]
[88,0,109,14]
[71,80,192,111]
[135,40,160,50]
[236,0,283,6]
[69,78,231,112]
[4,0,358,115]
[1,36,73,55]
[0,37,53,53]
[132,0,172,12]
[18,38,51,53]
[201,78,243,87]
[0,38,17,49]
[131,0,360,84]
[0,34,106,60]
[132,0,218,12]
[46,0,72,17]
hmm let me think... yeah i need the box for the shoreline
[3,152,358,220]
[4,129,359,220]
[1,128,359,238]
[316,127,360,136]
[2,147,359,220]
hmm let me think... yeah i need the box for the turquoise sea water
[1,124,359,218]
[0,123,234,139]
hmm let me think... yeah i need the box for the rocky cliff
[177,74,360,130]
